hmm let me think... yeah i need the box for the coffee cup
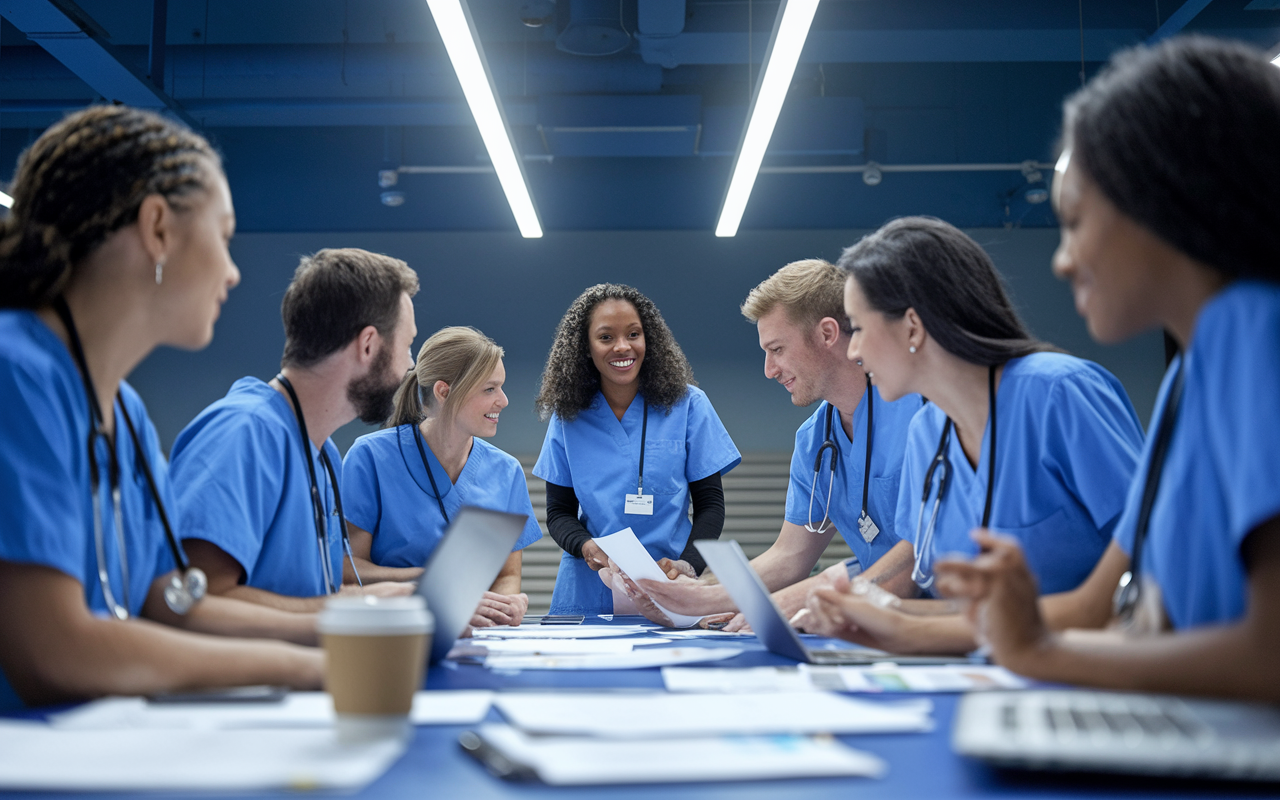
[318,595,433,742]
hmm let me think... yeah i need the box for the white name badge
[624,493,654,516]
[857,511,880,544]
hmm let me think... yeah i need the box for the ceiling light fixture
[424,0,543,238]
[715,0,822,237]
[0,192,11,209]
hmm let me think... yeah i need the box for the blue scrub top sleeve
[121,386,179,579]
[532,413,573,487]
[170,414,282,578]
[0,358,86,574]
[1040,370,1145,533]
[340,436,382,536]
[783,421,816,527]
[505,459,544,551]
[681,388,741,482]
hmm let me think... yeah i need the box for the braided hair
[0,105,219,308]
[535,283,694,422]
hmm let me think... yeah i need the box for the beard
[346,344,400,425]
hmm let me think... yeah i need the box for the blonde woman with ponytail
[342,327,540,627]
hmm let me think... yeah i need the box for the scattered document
[661,665,1026,693]
[658,628,755,639]
[463,724,887,785]
[594,527,702,628]
[492,691,932,736]
[0,720,404,792]
[50,691,494,731]
[451,638,659,658]
[470,624,652,639]
[485,646,742,671]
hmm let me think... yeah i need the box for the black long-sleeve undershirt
[543,472,726,576]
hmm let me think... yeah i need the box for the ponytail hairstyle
[389,326,503,429]
[0,105,219,308]
[535,283,693,422]
[1061,35,1280,283]
[837,217,1055,367]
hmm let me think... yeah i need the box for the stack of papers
[50,690,494,730]
[484,646,743,671]
[662,665,1025,694]
[492,691,933,736]
[470,624,652,639]
[462,724,887,785]
[0,720,404,792]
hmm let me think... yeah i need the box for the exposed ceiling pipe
[758,161,1055,174]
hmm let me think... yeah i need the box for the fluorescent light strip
[425,0,542,238]
[715,0,822,237]
[1272,52,1280,66]
[0,192,11,209]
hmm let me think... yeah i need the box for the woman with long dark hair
[534,284,740,617]
[801,217,1144,654]
[0,106,322,710]
[933,37,1280,701]
[341,326,541,627]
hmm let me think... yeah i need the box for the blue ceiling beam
[1148,0,1214,43]
[0,0,195,125]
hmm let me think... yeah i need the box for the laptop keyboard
[1019,695,1212,742]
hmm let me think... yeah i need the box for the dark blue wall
[130,227,1164,458]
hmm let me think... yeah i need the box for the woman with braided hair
[0,105,322,710]
[533,283,740,618]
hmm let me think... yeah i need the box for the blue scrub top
[342,425,542,567]
[1113,281,1280,629]
[0,311,176,711]
[896,352,1143,595]
[533,385,741,615]
[170,378,343,598]
[784,387,921,569]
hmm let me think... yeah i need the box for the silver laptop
[953,689,1280,782]
[695,539,970,666]
[416,506,527,663]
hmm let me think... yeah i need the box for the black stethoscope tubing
[53,296,204,617]
[275,373,360,591]
[412,422,452,525]
[807,375,874,534]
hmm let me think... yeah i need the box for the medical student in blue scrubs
[533,283,741,617]
[802,217,1143,655]
[933,37,1280,702]
[0,106,321,710]
[342,326,541,627]
[170,249,419,612]
[618,259,922,629]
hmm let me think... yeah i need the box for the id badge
[624,493,654,516]
[857,511,880,544]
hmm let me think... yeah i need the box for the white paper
[658,628,755,638]
[660,665,1026,694]
[492,691,932,736]
[470,624,652,639]
[51,690,493,731]
[471,723,886,785]
[463,638,660,655]
[593,527,703,627]
[0,719,404,791]
[485,646,743,671]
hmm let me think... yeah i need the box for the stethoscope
[1113,359,1185,623]
[52,297,206,619]
[806,375,874,535]
[912,364,998,590]
[411,418,452,525]
[274,374,361,593]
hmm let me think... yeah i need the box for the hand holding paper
[593,528,703,628]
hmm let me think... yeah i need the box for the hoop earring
[155,260,165,286]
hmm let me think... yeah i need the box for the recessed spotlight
[381,191,406,207]
[862,163,882,186]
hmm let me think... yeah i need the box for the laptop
[953,689,1280,782]
[416,506,528,663]
[695,539,971,666]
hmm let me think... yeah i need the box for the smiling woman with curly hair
[533,284,741,618]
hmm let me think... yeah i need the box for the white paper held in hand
[594,527,702,627]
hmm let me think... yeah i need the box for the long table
[4,620,1276,799]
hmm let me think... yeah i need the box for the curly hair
[0,105,218,308]
[536,283,694,422]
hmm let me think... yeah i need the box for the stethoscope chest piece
[164,567,208,615]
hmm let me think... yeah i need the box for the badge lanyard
[807,375,878,543]
[912,364,997,589]
[412,423,451,525]
[52,296,206,617]
[624,400,654,516]
[1113,360,1185,622]
[275,374,361,592]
